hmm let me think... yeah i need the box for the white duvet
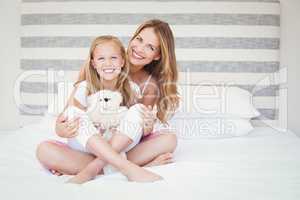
[0,116,300,200]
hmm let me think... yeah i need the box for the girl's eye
[98,57,104,61]
[111,56,117,59]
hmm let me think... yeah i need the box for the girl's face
[128,27,161,68]
[92,42,124,81]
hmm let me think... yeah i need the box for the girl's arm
[55,86,87,138]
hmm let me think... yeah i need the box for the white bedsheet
[0,116,300,200]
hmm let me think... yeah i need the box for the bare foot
[124,163,163,183]
[50,169,63,176]
[66,160,104,184]
[66,172,93,184]
[145,153,173,167]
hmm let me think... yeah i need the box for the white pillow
[167,116,254,139]
[177,85,260,119]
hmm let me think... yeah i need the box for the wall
[280,0,300,135]
[0,0,21,131]
[0,0,299,136]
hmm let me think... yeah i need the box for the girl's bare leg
[68,134,162,184]
[66,158,106,184]
[36,141,95,175]
[67,133,132,184]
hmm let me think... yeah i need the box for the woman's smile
[132,49,145,60]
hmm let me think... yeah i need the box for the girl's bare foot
[145,153,173,167]
[66,159,104,184]
[66,172,93,184]
[124,163,163,182]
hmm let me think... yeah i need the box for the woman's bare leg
[36,132,177,176]
[127,132,177,167]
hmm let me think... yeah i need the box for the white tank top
[130,74,152,100]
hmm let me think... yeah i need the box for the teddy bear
[86,90,128,140]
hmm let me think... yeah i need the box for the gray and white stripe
[23,0,280,2]
[19,0,282,127]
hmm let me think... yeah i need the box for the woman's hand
[55,114,80,138]
[140,105,157,136]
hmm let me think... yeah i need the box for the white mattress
[1,115,300,200]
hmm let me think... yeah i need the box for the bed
[1,115,300,199]
[3,0,299,199]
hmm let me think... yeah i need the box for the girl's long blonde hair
[76,35,133,107]
[130,19,180,123]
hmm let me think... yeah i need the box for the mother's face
[127,27,161,68]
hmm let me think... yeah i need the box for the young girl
[62,35,162,184]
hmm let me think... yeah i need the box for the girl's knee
[127,103,142,114]
[36,141,61,168]
[36,141,52,159]
[131,103,143,110]
[127,103,144,118]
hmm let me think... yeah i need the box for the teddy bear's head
[88,90,123,112]
[87,90,127,129]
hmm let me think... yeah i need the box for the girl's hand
[55,114,80,138]
[95,123,106,136]
[140,105,157,136]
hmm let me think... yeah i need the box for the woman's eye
[98,57,104,61]
[146,45,155,52]
[111,56,117,59]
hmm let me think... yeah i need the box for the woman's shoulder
[129,80,139,90]
[129,81,142,98]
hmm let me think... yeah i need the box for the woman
[36,19,180,176]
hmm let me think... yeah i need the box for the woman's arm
[140,78,159,135]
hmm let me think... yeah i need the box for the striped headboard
[18,0,283,129]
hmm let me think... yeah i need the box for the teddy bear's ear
[114,91,123,105]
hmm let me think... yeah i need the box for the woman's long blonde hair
[130,19,180,123]
[76,35,133,107]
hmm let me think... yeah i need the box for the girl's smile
[101,67,121,74]
[92,41,124,81]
